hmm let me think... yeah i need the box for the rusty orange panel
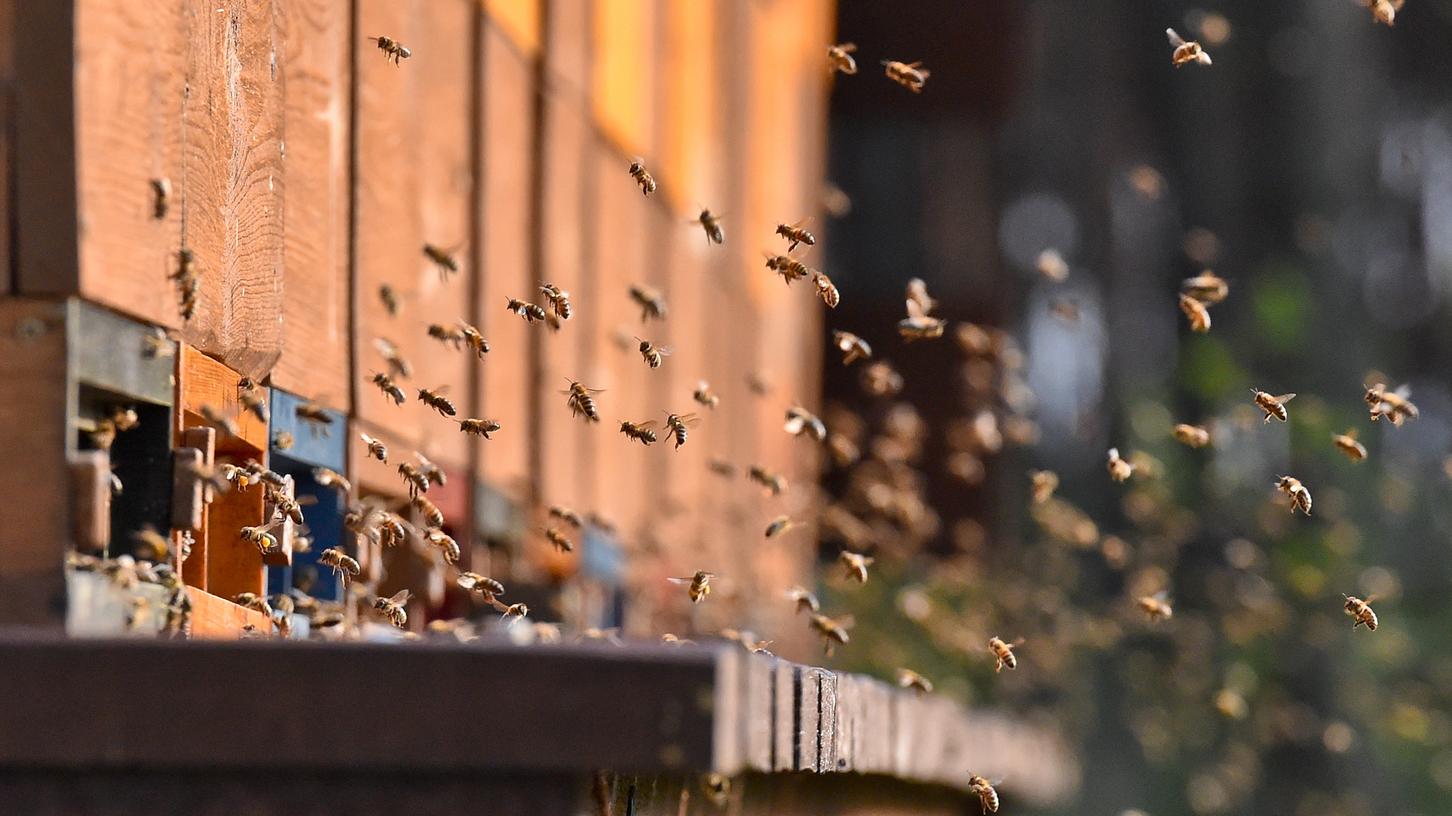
[660,0,719,213]
[484,0,540,55]
[591,0,656,158]
[186,587,272,639]
[176,345,269,454]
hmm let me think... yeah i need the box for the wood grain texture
[176,345,269,452]
[204,478,267,599]
[175,0,286,380]
[271,0,351,404]
[186,586,271,638]
[354,0,476,467]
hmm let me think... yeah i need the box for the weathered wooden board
[186,586,272,638]
[0,0,14,295]
[272,0,352,404]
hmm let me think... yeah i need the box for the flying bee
[238,389,268,423]
[775,219,815,252]
[379,512,410,547]
[881,59,930,92]
[544,526,574,553]
[427,322,466,348]
[748,464,787,496]
[707,458,736,477]
[1344,593,1379,630]
[456,321,489,358]
[150,177,171,219]
[424,528,460,564]
[619,419,657,445]
[626,158,656,195]
[272,431,294,451]
[696,209,725,245]
[1036,248,1070,281]
[839,550,875,583]
[1029,469,1059,504]
[786,585,820,614]
[412,495,444,528]
[668,570,716,603]
[199,404,240,438]
[1178,293,1211,333]
[692,380,720,410]
[456,417,501,438]
[1251,389,1296,423]
[832,331,872,365]
[141,326,174,359]
[1173,423,1211,448]
[422,243,459,281]
[1166,27,1212,67]
[269,490,310,525]
[827,42,858,74]
[379,284,401,316]
[664,412,701,449]
[764,515,798,538]
[373,336,413,379]
[784,405,827,441]
[415,452,446,487]
[987,636,1024,672]
[373,589,411,628]
[636,337,671,369]
[457,572,506,599]
[233,592,273,617]
[398,462,429,497]
[369,35,411,64]
[813,272,840,308]
[1333,429,1367,461]
[808,612,853,656]
[897,668,933,694]
[129,526,171,562]
[1181,269,1229,304]
[506,297,548,323]
[764,252,812,285]
[539,283,572,321]
[898,291,946,342]
[360,432,388,463]
[313,467,351,496]
[319,548,360,582]
[860,361,904,397]
[1365,381,1419,425]
[547,505,584,528]
[1138,591,1174,621]
[1364,0,1405,26]
[966,775,1000,814]
[239,522,281,556]
[1276,475,1312,515]
[417,387,456,417]
[499,602,529,622]
[295,401,335,435]
[1106,447,1134,482]
[628,284,668,321]
[371,372,407,405]
[563,380,603,422]
[702,773,731,806]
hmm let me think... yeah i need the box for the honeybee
[808,612,853,656]
[369,35,411,65]
[539,283,572,321]
[707,458,737,477]
[239,522,281,556]
[398,462,429,496]
[764,515,798,538]
[1365,382,1419,425]
[198,404,240,438]
[966,775,1000,814]
[697,209,726,245]
[295,401,335,435]
[636,337,671,369]
[839,550,875,583]
[379,512,410,547]
[786,585,820,614]
[456,417,501,438]
[269,490,309,525]
[233,592,273,617]
[373,336,413,379]
[506,297,549,323]
[1029,470,1059,504]
[619,419,658,445]
[692,380,720,410]
[427,322,466,348]
[379,284,401,316]
[412,494,444,528]
[1137,591,1174,621]
[141,326,174,359]
[827,42,858,75]
[784,405,827,441]
[775,219,815,252]
[703,773,731,806]
[813,272,841,308]
[495,602,528,623]
[720,628,774,654]
[748,465,787,496]
[832,331,871,366]
[1332,429,1367,461]
[1251,389,1296,423]
[664,412,701,449]
[898,287,946,342]
[415,452,447,487]
[860,361,904,397]
[544,526,574,552]
[1173,423,1211,448]
[1364,0,1404,26]
[1178,293,1211,333]
[627,158,656,195]
[373,589,412,628]
[1276,475,1312,515]
[1343,593,1379,630]
[669,570,716,603]
[424,528,460,564]
[272,431,294,450]
[151,177,171,220]
[987,636,1024,672]
[1106,447,1134,482]
[1036,248,1070,281]
[881,59,930,92]
[628,284,668,321]
[1166,27,1212,67]
[417,387,456,417]
[1181,269,1229,304]
[360,432,388,463]
[129,526,171,562]
[897,668,933,694]
[172,248,199,321]
[764,252,812,285]
[547,505,583,528]
[457,572,506,599]
[564,380,603,422]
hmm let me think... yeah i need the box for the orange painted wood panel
[175,0,286,381]
[591,0,657,159]
[355,0,476,463]
[484,0,540,56]
[204,478,268,600]
[186,586,271,638]
[176,345,269,454]
[272,0,352,405]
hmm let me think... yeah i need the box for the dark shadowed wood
[0,0,15,294]
[69,451,111,554]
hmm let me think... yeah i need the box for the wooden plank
[815,668,838,772]
[13,3,79,297]
[69,451,112,554]
[741,652,774,771]
[204,475,268,600]
[772,661,797,772]
[176,345,269,453]
[174,0,286,380]
[0,0,15,295]
[70,300,177,406]
[186,586,271,638]
[170,446,205,533]
[272,0,352,404]
[355,0,476,460]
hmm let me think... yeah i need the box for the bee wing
[1010,637,1026,647]
[657,346,673,356]
[833,614,856,629]
[1166,27,1186,47]
[666,577,694,585]
[680,413,703,427]
[388,589,412,606]
[1393,384,1412,399]
[1274,393,1297,403]
[638,420,660,431]
[1343,428,1359,440]
[1364,593,1380,604]
[841,43,857,53]
[1152,590,1171,602]
[904,297,926,319]
[296,494,320,507]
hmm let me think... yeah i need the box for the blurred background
[815,1,1452,814]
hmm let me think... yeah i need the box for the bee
[422,243,459,280]
[141,326,174,359]
[1137,591,1174,622]
[379,512,410,547]
[295,401,335,435]
[707,458,737,477]
[238,389,268,423]
[398,462,429,497]
[129,526,171,562]
[784,405,827,441]
[373,589,411,628]
[898,288,946,342]
[697,209,726,245]
[369,35,411,65]
[832,331,872,366]
[269,490,308,525]
[1106,447,1134,482]
[272,431,294,450]
[1364,0,1404,26]
[417,387,456,417]
[457,572,506,599]
[360,432,388,463]
[764,515,798,538]
[860,361,904,397]
[1029,469,1059,504]
[775,219,815,252]
[1166,27,1212,67]
[1276,475,1313,515]
[764,252,812,285]
[966,775,1000,814]
[371,372,407,405]
[233,592,273,617]
[1036,248,1069,281]
[506,297,548,323]
[703,773,731,806]
[669,570,716,603]
[412,495,444,528]
[1178,293,1212,333]
[784,586,820,616]
[563,380,603,422]
[748,464,786,496]
[1251,389,1296,423]
[627,158,656,195]
[616,419,657,445]
[987,636,1024,672]
[636,337,671,369]
[427,322,466,348]
[808,612,853,656]
[499,602,530,622]
[415,452,447,487]
[539,283,572,321]
[721,629,774,654]
[424,528,460,564]
[628,284,668,321]
[544,526,574,553]
[150,177,171,220]
[827,42,858,75]
[1344,594,1379,630]
[373,337,413,379]
[319,549,361,583]
[379,284,401,316]
[692,380,720,410]
[172,248,200,321]
[1173,423,1211,448]
[239,522,281,556]
[456,417,501,438]
[664,412,701,449]
[1181,269,1229,304]
[1365,382,1419,425]
[813,271,840,308]
[837,550,875,583]
[897,668,933,694]
[458,321,489,357]
[881,59,930,92]
[199,404,240,438]
[1333,429,1367,461]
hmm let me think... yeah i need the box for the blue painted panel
[265,450,347,602]
[580,526,624,587]
[268,388,347,470]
